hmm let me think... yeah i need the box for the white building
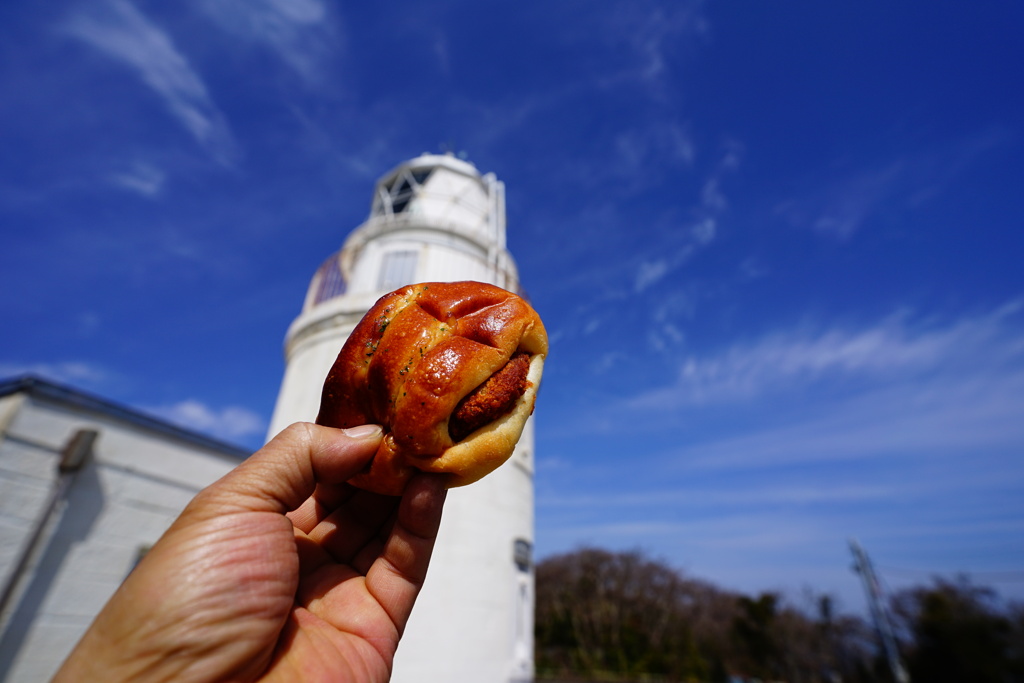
[0,376,247,682]
[267,153,536,683]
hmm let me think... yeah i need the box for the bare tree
[535,547,877,683]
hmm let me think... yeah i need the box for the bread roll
[316,281,547,495]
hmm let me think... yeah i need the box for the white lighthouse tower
[267,153,535,683]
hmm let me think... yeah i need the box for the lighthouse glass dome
[370,154,496,240]
[299,153,518,315]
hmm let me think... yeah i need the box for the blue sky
[2,0,1023,614]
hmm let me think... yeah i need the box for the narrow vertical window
[312,253,346,305]
[377,250,418,291]
[512,537,533,676]
[516,581,528,642]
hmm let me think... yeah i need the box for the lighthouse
[266,153,535,683]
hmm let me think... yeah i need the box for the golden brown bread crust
[316,281,548,495]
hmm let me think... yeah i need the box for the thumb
[192,422,383,517]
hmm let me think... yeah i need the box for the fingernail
[343,424,383,439]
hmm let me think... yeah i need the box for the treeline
[535,547,1024,683]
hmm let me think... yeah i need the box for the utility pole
[849,539,909,683]
[0,429,97,638]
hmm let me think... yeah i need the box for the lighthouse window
[311,253,347,305]
[513,538,533,572]
[378,250,418,291]
[411,168,432,185]
[385,169,433,214]
[391,191,413,214]
[393,176,411,194]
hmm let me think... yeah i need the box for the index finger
[364,473,448,632]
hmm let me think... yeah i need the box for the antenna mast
[849,539,909,683]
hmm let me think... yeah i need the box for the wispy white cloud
[589,0,709,96]
[507,119,698,209]
[630,301,1024,410]
[634,259,673,293]
[776,129,1011,239]
[690,217,716,244]
[678,368,1024,471]
[775,161,903,239]
[645,289,695,352]
[149,399,266,442]
[540,482,897,512]
[0,363,264,443]
[62,0,237,165]
[537,510,833,574]
[433,34,451,77]
[455,0,708,158]
[193,0,342,86]
[0,361,111,387]
[107,161,166,197]
[552,301,1024,485]
[614,121,695,176]
[631,140,741,294]
[559,303,1023,513]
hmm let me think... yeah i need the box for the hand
[54,422,447,682]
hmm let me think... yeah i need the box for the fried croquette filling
[448,352,532,442]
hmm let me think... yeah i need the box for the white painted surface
[0,392,243,683]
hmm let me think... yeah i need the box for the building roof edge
[0,375,252,460]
